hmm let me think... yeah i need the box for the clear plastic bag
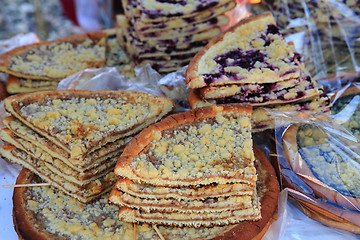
[57,64,190,112]
[271,82,360,235]
[248,0,360,88]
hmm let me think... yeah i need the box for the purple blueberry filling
[137,52,196,63]
[144,1,219,19]
[202,49,279,85]
[196,1,218,11]
[266,24,280,35]
[213,76,313,104]
[156,0,187,5]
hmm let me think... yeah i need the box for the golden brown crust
[0,32,106,80]
[115,104,253,187]
[188,88,212,109]
[13,169,55,240]
[13,147,278,240]
[6,75,58,94]
[115,146,279,237]
[4,89,174,160]
[210,146,279,240]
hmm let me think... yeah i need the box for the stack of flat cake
[0,90,174,203]
[109,104,262,227]
[185,13,331,131]
[116,0,236,73]
[0,32,108,94]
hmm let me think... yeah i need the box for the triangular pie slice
[0,145,116,203]
[3,116,132,171]
[115,104,257,187]
[0,128,120,186]
[6,75,59,94]
[185,12,302,88]
[136,15,229,38]
[109,188,254,213]
[130,0,235,33]
[4,90,175,161]
[115,147,279,228]
[251,94,331,132]
[188,89,331,132]
[13,148,278,240]
[123,0,235,24]
[0,32,107,81]
[135,22,225,41]
[117,194,260,227]
[197,70,321,106]
[115,178,254,200]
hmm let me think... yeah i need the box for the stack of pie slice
[185,12,331,131]
[116,0,236,73]
[109,104,262,227]
[0,32,108,94]
[0,90,174,203]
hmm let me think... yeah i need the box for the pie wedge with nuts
[1,90,174,202]
[0,32,107,81]
[4,90,175,161]
[114,104,256,187]
[13,146,279,240]
[111,104,266,227]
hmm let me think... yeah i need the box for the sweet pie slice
[4,90,174,161]
[0,32,107,81]
[186,12,302,88]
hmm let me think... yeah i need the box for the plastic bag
[247,0,360,88]
[57,64,190,112]
[271,82,360,235]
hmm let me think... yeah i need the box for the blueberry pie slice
[186,12,302,89]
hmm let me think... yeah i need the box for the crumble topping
[131,113,255,180]
[19,95,160,158]
[23,178,235,239]
[9,38,106,79]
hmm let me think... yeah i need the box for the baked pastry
[136,15,229,38]
[116,194,261,227]
[188,88,331,132]
[6,75,59,94]
[1,90,174,202]
[282,108,360,211]
[131,1,235,33]
[197,70,321,106]
[114,178,254,200]
[111,104,268,227]
[2,116,131,172]
[1,144,117,203]
[123,0,234,23]
[0,32,107,81]
[185,12,302,89]
[4,90,174,160]
[117,0,235,73]
[114,104,256,187]
[12,145,278,239]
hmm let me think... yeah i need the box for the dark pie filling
[201,24,299,86]
[213,76,315,104]
[144,1,220,19]
[202,49,278,85]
